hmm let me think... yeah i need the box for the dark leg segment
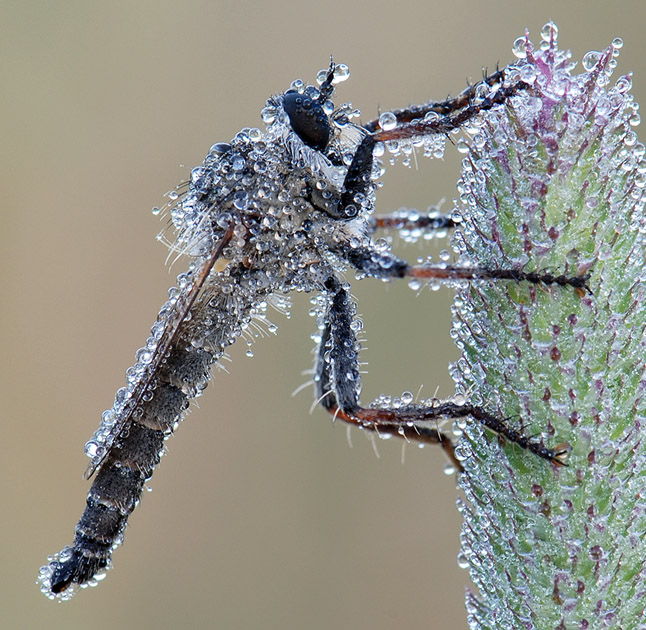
[369,80,529,144]
[341,79,529,220]
[368,210,457,235]
[346,245,590,292]
[316,276,461,468]
[315,276,569,471]
[363,68,507,132]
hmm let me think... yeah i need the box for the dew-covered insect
[38,61,585,600]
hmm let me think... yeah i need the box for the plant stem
[451,24,646,629]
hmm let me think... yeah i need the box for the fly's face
[258,67,376,253]
[166,62,372,292]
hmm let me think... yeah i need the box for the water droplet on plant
[457,138,470,154]
[457,551,470,568]
[512,37,528,59]
[582,51,603,72]
[520,64,537,84]
[540,21,558,43]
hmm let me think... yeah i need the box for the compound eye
[282,91,331,152]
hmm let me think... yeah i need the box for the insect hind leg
[314,276,460,471]
[313,276,569,472]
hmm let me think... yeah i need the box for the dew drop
[457,551,470,568]
[512,37,528,59]
[378,112,397,131]
[520,64,537,84]
[233,190,249,210]
[456,138,470,154]
[85,441,99,458]
[452,393,466,406]
[423,110,440,123]
[540,21,558,43]
[401,391,414,405]
[582,51,603,72]
[615,74,633,94]
[248,127,262,142]
[333,64,350,83]
[261,107,276,124]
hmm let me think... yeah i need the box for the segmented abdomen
[39,343,213,598]
[38,259,276,599]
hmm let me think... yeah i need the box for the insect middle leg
[368,208,458,236]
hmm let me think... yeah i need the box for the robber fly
[38,61,583,600]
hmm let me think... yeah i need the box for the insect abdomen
[41,347,212,598]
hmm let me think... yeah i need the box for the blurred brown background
[2,2,644,629]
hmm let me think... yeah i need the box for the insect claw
[550,443,572,466]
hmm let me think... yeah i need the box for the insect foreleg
[362,68,507,133]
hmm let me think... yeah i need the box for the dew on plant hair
[582,50,604,72]
[519,64,537,84]
[540,21,558,43]
[450,23,646,627]
[456,138,470,154]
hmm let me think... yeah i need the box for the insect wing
[83,227,234,478]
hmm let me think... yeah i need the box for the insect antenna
[317,57,336,102]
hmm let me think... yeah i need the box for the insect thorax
[170,86,374,287]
